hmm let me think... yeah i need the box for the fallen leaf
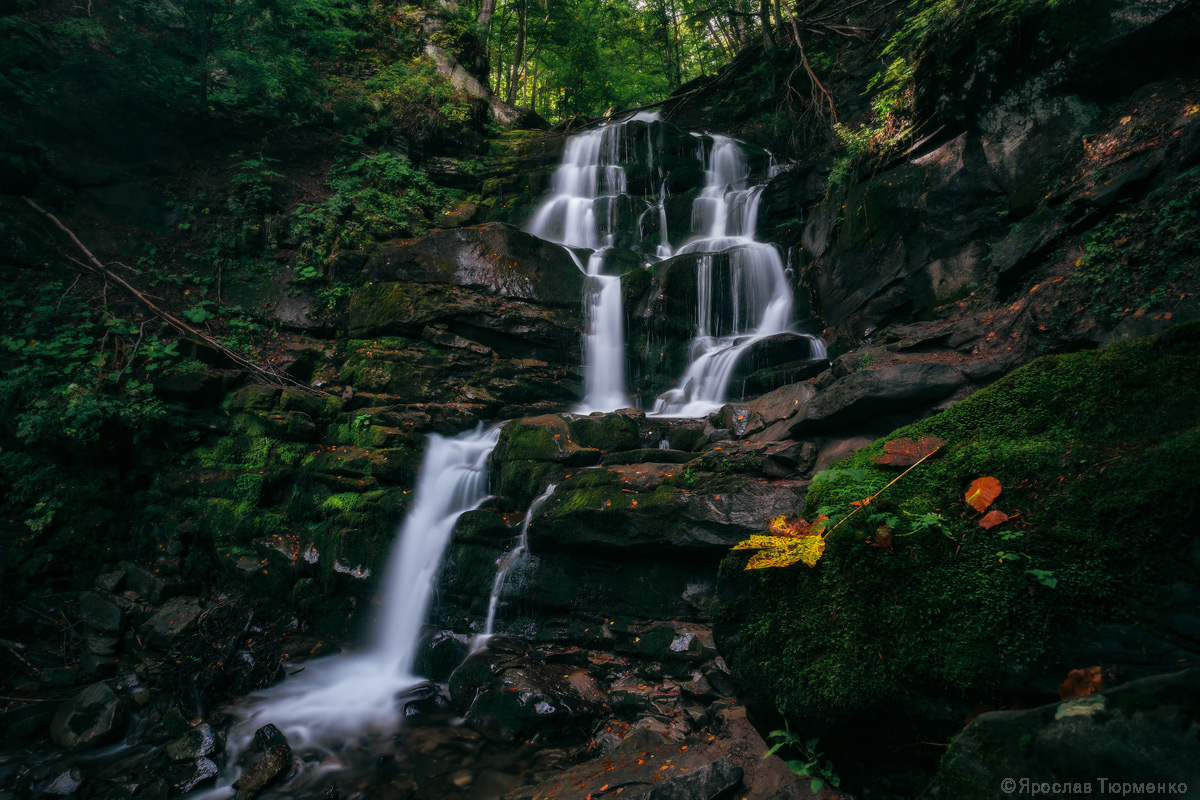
[871,525,894,553]
[979,510,1010,530]
[1058,666,1103,700]
[965,476,1002,513]
[872,435,947,466]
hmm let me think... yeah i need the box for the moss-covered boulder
[715,323,1200,779]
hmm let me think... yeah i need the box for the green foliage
[765,727,841,794]
[363,56,477,143]
[291,151,449,277]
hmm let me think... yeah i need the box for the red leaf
[965,476,1002,513]
[979,510,1010,530]
[872,436,947,467]
[1058,666,1103,700]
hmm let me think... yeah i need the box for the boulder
[788,362,966,435]
[452,649,608,740]
[140,597,203,650]
[78,592,124,634]
[49,682,127,750]
[930,668,1200,799]
[165,723,220,762]
[233,743,292,800]
[530,464,806,551]
[363,223,584,309]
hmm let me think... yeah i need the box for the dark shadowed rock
[49,682,127,750]
[253,723,287,751]
[364,223,583,308]
[930,668,1200,800]
[789,363,965,435]
[78,592,124,634]
[140,597,203,649]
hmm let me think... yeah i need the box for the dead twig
[23,198,325,396]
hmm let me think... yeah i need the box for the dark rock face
[930,669,1200,799]
[140,597,204,650]
[363,223,584,309]
[48,682,127,750]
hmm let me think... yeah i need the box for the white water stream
[196,427,500,796]
[528,118,824,418]
[526,113,669,412]
[473,483,557,652]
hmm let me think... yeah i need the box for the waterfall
[527,116,825,419]
[526,114,668,413]
[473,483,557,651]
[651,136,823,417]
[196,427,500,796]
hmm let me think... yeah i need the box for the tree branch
[23,198,325,396]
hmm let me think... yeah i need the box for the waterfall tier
[526,114,825,417]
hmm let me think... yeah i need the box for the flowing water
[195,427,500,796]
[527,117,825,418]
[651,135,824,417]
[526,113,669,412]
[473,483,557,652]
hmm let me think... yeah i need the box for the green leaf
[811,778,824,792]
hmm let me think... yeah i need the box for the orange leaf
[872,436,947,467]
[965,476,1002,513]
[1058,666,1103,700]
[766,514,811,538]
[979,510,1010,530]
[850,497,871,508]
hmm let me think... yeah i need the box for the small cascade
[197,427,500,796]
[527,114,667,413]
[474,483,557,651]
[652,136,823,417]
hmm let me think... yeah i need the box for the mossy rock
[714,322,1200,772]
[492,415,601,466]
[568,413,641,454]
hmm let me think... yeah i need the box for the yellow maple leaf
[742,535,826,569]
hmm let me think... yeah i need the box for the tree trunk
[475,0,495,80]
[506,0,527,105]
[760,0,775,52]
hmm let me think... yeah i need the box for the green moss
[716,323,1200,735]
[569,414,640,453]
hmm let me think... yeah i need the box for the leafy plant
[764,726,841,794]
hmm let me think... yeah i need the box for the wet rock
[164,757,219,793]
[78,592,124,634]
[84,635,119,656]
[95,570,126,593]
[253,723,287,751]
[165,723,220,761]
[364,223,583,308]
[627,758,743,800]
[139,597,203,649]
[789,362,966,435]
[42,768,84,796]
[397,681,456,718]
[49,682,127,750]
[0,701,56,745]
[233,743,292,800]
[451,646,608,741]
[930,668,1200,799]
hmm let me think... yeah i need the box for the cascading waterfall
[526,114,669,413]
[196,427,500,797]
[527,116,825,419]
[473,483,557,651]
[652,136,824,417]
